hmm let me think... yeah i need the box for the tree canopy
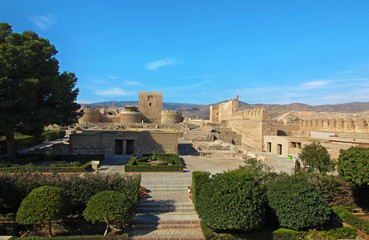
[16,186,70,237]
[299,142,333,175]
[0,22,81,162]
[83,190,135,236]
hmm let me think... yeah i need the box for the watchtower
[138,91,163,123]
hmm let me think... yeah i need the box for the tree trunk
[104,223,110,236]
[4,123,16,163]
[48,221,52,237]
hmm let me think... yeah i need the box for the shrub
[272,228,306,240]
[338,147,369,185]
[326,226,357,239]
[299,142,333,175]
[333,205,369,235]
[16,186,70,237]
[239,158,278,185]
[306,174,356,207]
[267,176,331,230]
[0,130,66,155]
[0,173,140,215]
[83,191,134,236]
[192,171,210,208]
[125,154,183,172]
[196,169,266,231]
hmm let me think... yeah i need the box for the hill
[81,101,369,119]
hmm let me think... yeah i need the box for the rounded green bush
[83,190,134,235]
[16,186,70,236]
[16,186,70,225]
[267,176,331,230]
[196,169,266,231]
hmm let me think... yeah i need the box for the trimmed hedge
[0,173,140,215]
[9,235,129,239]
[0,154,104,173]
[333,205,369,235]
[125,154,184,172]
[272,228,306,240]
[196,169,266,231]
[192,171,210,208]
[0,130,66,154]
[267,176,331,230]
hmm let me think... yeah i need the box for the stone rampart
[232,108,271,120]
[78,108,101,123]
[161,110,182,124]
[278,118,369,134]
[119,111,142,123]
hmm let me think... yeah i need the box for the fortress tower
[138,91,163,123]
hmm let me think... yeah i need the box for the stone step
[138,202,193,208]
[129,228,204,240]
[133,212,200,224]
[144,185,189,191]
[137,206,195,213]
[132,223,201,229]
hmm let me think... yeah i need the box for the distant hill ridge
[81,101,369,119]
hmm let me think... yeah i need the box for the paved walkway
[129,173,204,240]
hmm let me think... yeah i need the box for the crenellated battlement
[139,91,163,96]
[161,110,182,114]
[277,118,369,134]
[232,108,271,120]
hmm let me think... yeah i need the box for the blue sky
[1,1,369,105]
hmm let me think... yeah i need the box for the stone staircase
[129,173,204,240]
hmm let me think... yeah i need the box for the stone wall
[278,118,369,134]
[161,110,182,124]
[119,111,142,123]
[228,119,277,151]
[232,108,271,120]
[70,130,178,155]
[138,91,163,123]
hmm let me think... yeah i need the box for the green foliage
[192,171,210,208]
[299,142,333,175]
[326,227,357,239]
[0,173,140,215]
[267,176,331,230]
[16,186,70,225]
[125,154,184,172]
[0,130,66,155]
[197,169,266,231]
[0,23,81,162]
[10,235,129,240]
[0,154,103,173]
[272,228,306,240]
[338,147,369,185]
[304,173,356,207]
[239,158,278,184]
[83,191,134,235]
[332,206,369,235]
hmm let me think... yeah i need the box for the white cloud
[30,14,55,31]
[145,57,179,70]
[124,80,141,86]
[300,80,331,89]
[94,88,131,97]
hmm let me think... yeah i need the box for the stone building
[138,91,163,123]
[210,97,275,151]
[69,129,178,156]
[78,91,182,124]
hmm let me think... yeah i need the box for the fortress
[78,91,182,125]
[209,97,369,160]
[76,92,369,160]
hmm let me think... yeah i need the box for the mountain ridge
[81,101,369,119]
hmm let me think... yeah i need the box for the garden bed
[0,154,104,173]
[125,153,183,172]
